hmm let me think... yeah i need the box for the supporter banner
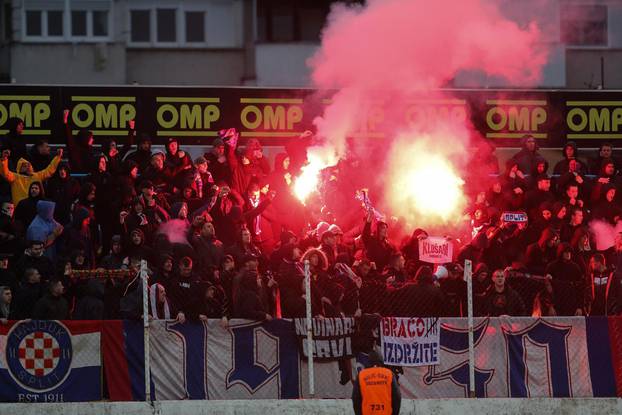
[3,317,616,401]
[501,211,528,224]
[146,319,352,400]
[102,320,147,401]
[0,320,102,402]
[1,85,622,147]
[380,317,622,398]
[380,317,440,367]
[293,317,355,361]
[419,236,453,264]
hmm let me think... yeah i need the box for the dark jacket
[32,293,70,320]
[73,279,105,320]
[362,220,394,270]
[485,285,526,316]
[233,272,269,320]
[190,235,225,270]
[10,281,44,319]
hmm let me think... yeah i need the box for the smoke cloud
[589,220,622,251]
[307,0,549,228]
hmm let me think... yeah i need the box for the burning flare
[386,133,466,224]
[294,147,339,204]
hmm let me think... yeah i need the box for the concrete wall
[255,43,319,87]
[1,399,621,415]
[566,49,622,89]
[10,43,126,84]
[126,49,245,85]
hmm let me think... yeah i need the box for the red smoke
[306,0,549,229]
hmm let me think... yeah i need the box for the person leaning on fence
[352,350,401,415]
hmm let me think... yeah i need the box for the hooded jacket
[553,142,585,176]
[125,134,152,174]
[46,162,80,226]
[65,127,95,174]
[592,183,622,224]
[14,181,43,229]
[26,201,61,260]
[510,137,542,175]
[1,118,28,167]
[545,243,584,315]
[0,156,61,205]
[525,227,558,275]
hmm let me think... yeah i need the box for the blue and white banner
[144,317,622,400]
[0,320,102,402]
[380,317,440,367]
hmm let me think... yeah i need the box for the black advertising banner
[293,317,355,361]
[0,84,622,147]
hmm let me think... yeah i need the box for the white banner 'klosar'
[380,317,440,367]
[418,236,453,264]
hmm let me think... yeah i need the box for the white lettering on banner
[418,236,452,264]
[501,211,528,224]
[380,317,440,367]
[293,318,355,360]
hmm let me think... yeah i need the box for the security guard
[352,350,401,415]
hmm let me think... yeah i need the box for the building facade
[0,0,621,88]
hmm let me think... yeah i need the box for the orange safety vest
[358,367,393,415]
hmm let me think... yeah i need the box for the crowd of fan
[0,115,620,324]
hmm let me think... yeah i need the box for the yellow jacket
[0,156,61,205]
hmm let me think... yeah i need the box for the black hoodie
[545,243,584,316]
[14,181,43,231]
[46,162,80,226]
[1,117,27,168]
[525,227,558,275]
[553,141,585,176]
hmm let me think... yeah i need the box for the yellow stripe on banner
[566,101,622,106]
[567,133,622,139]
[240,131,303,137]
[486,100,547,106]
[240,98,304,104]
[407,99,466,105]
[0,95,50,101]
[22,130,51,135]
[486,133,547,139]
[156,97,220,103]
[156,131,218,137]
[72,130,129,136]
[71,96,136,102]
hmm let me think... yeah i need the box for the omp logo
[240,98,303,138]
[405,98,467,129]
[566,101,622,139]
[485,99,547,139]
[0,95,51,135]
[321,98,384,139]
[70,96,136,136]
[156,97,221,137]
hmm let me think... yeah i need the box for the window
[47,10,63,36]
[131,10,150,42]
[4,3,13,41]
[185,11,205,43]
[72,11,87,36]
[257,0,363,42]
[156,9,176,42]
[93,10,108,36]
[129,7,210,46]
[25,10,42,36]
[23,1,112,41]
[561,5,607,46]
